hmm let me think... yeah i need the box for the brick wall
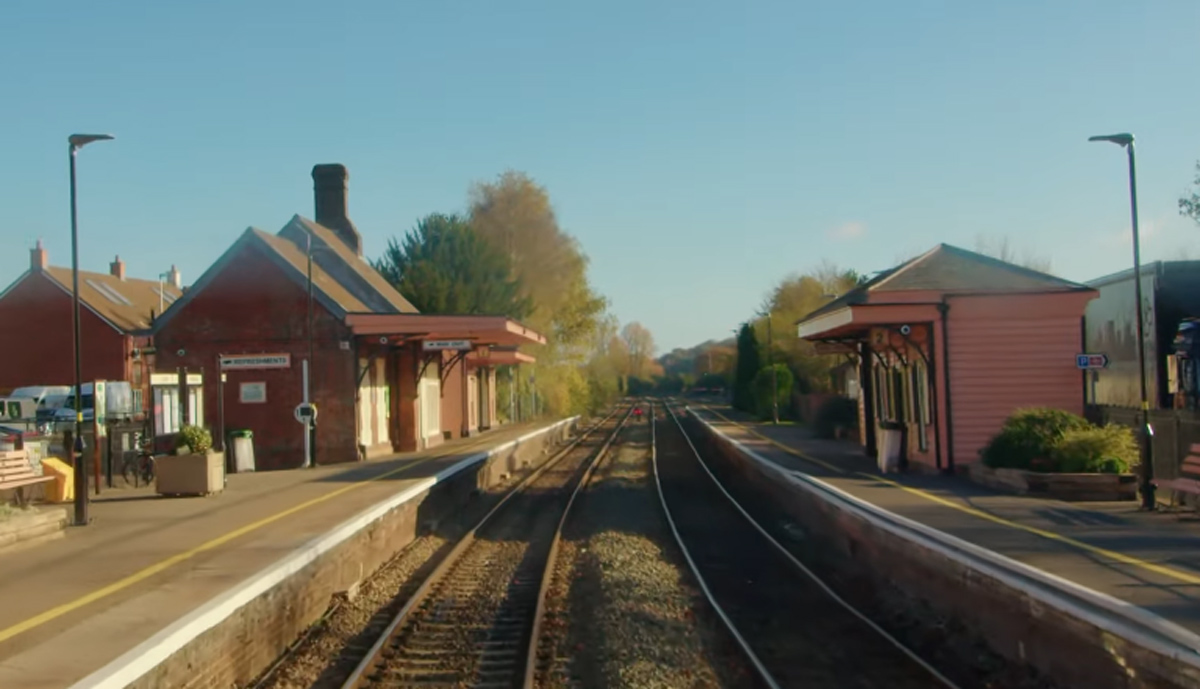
[0,272,130,392]
[154,245,357,470]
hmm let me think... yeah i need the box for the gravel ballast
[538,414,752,688]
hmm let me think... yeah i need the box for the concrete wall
[692,415,1200,689]
[0,272,131,393]
[82,418,578,689]
[154,243,358,470]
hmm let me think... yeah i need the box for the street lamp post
[1089,132,1155,510]
[68,133,114,527]
[758,311,779,424]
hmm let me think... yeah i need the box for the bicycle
[121,431,156,488]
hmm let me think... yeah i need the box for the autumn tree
[755,261,861,395]
[374,213,531,318]
[469,171,611,417]
[620,322,656,379]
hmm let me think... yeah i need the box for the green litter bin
[228,429,256,473]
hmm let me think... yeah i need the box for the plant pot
[156,451,225,496]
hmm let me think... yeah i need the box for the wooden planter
[156,452,226,497]
[965,464,1137,502]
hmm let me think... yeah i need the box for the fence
[1085,405,1200,502]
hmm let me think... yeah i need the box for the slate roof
[800,243,1090,323]
[151,215,420,333]
[40,266,178,333]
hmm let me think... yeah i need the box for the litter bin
[228,429,256,473]
[876,421,904,473]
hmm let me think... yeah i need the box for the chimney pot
[312,163,363,257]
[167,265,182,289]
[30,240,47,271]
[110,255,126,280]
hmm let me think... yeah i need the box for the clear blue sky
[2,0,1198,353]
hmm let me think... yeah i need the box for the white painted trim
[691,410,1200,665]
[68,416,579,689]
[796,306,854,339]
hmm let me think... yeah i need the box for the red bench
[1155,445,1200,505]
[0,450,54,507]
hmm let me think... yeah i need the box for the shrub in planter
[1049,425,1137,474]
[981,407,1090,470]
[175,425,213,455]
[814,396,858,440]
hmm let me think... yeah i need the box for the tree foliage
[620,322,656,379]
[754,262,861,396]
[374,213,531,318]
[1180,161,1200,226]
[973,235,1053,274]
[733,323,761,412]
[469,171,611,417]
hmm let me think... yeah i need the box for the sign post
[1076,353,1110,370]
[422,340,473,352]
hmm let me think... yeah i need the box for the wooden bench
[0,449,54,507]
[1155,445,1200,505]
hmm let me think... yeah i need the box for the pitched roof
[252,230,371,312]
[800,243,1089,322]
[41,266,179,333]
[279,215,417,314]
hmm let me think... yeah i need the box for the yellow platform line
[700,406,1200,587]
[0,450,454,645]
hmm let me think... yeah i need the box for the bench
[1154,445,1200,505]
[0,450,54,507]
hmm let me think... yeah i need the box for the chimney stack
[167,265,182,289]
[30,240,47,271]
[110,255,126,280]
[312,163,363,257]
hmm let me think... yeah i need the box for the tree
[972,235,1053,274]
[620,322,656,379]
[754,364,794,420]
[733,323,761,412]
[1180,162,1200,226]
[374,213,531,318]
[469,171,610,417]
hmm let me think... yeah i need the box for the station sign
[422,340,473,352]
[220,353,291,370]
[1076,353,1109,370]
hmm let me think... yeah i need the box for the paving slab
[0,421,551,688]
[691,405,1200,635]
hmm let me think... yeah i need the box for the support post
[302,359,312,468]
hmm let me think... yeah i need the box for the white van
[53,382,135,431]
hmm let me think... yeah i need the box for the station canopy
[344,313,545,354]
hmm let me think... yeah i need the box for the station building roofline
[343,312,546,348]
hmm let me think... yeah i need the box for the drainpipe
[938,300,956,474]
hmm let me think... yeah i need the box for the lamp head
[69,133,115,150]
[1088,133,1134,148]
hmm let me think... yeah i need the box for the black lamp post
[1089,132,1155,510]
[68,133,114,527]
[758,311,779,424]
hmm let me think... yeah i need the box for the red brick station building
[0,165,542,471]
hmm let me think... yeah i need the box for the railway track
[339,406,632,689]
[653,401,959,689]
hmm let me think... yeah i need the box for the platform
[691,405,1200,635]
[0,420,563,689]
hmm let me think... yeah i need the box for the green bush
[814,396,858,439]
[981,407,1090,470]
[753,364,793,420]
[176,425,213,454]
[1050,425,1138,474]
